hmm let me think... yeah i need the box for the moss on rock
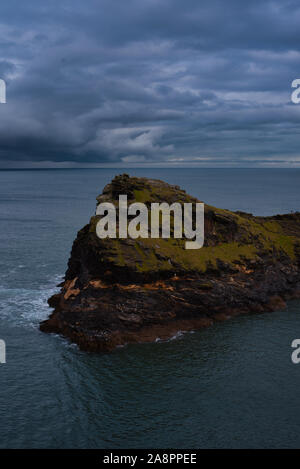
[71,174,300,278]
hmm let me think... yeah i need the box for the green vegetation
[87,175,300,274]
[133,189,151,203]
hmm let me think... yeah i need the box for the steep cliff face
[40,174,300,351]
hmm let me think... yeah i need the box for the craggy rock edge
[40,175,300,352]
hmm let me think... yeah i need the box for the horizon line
[0,166,300,171]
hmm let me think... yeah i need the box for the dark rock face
[40,175,300,352]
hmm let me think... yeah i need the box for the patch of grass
[133,189,152,203]
[87,178,299,274]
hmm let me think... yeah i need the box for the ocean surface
[0,168,300,449]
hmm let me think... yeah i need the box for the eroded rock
[40,175,300,352]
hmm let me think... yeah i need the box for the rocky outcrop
[40,174,300,351]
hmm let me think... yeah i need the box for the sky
[0,0,300,168]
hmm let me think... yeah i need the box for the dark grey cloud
[0,0,300,167]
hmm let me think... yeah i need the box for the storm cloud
[0,0,300,167]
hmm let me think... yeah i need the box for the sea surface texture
[0,168,300,449]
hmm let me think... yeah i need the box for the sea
[0,168,300,449]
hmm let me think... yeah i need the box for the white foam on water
[155,330,187,344]
[0,274,63,328]
[168,330,185,341]
[166,329,195,342]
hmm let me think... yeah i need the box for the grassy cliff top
[69,174,300,279]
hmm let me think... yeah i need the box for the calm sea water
[0,168,300,449]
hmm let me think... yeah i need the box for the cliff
[40,174,300,351]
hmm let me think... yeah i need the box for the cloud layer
[0,0,300,167]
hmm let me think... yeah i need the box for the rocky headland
[40,174,300,351]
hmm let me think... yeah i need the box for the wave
[155,329,195,344]
[0,274,63,328]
